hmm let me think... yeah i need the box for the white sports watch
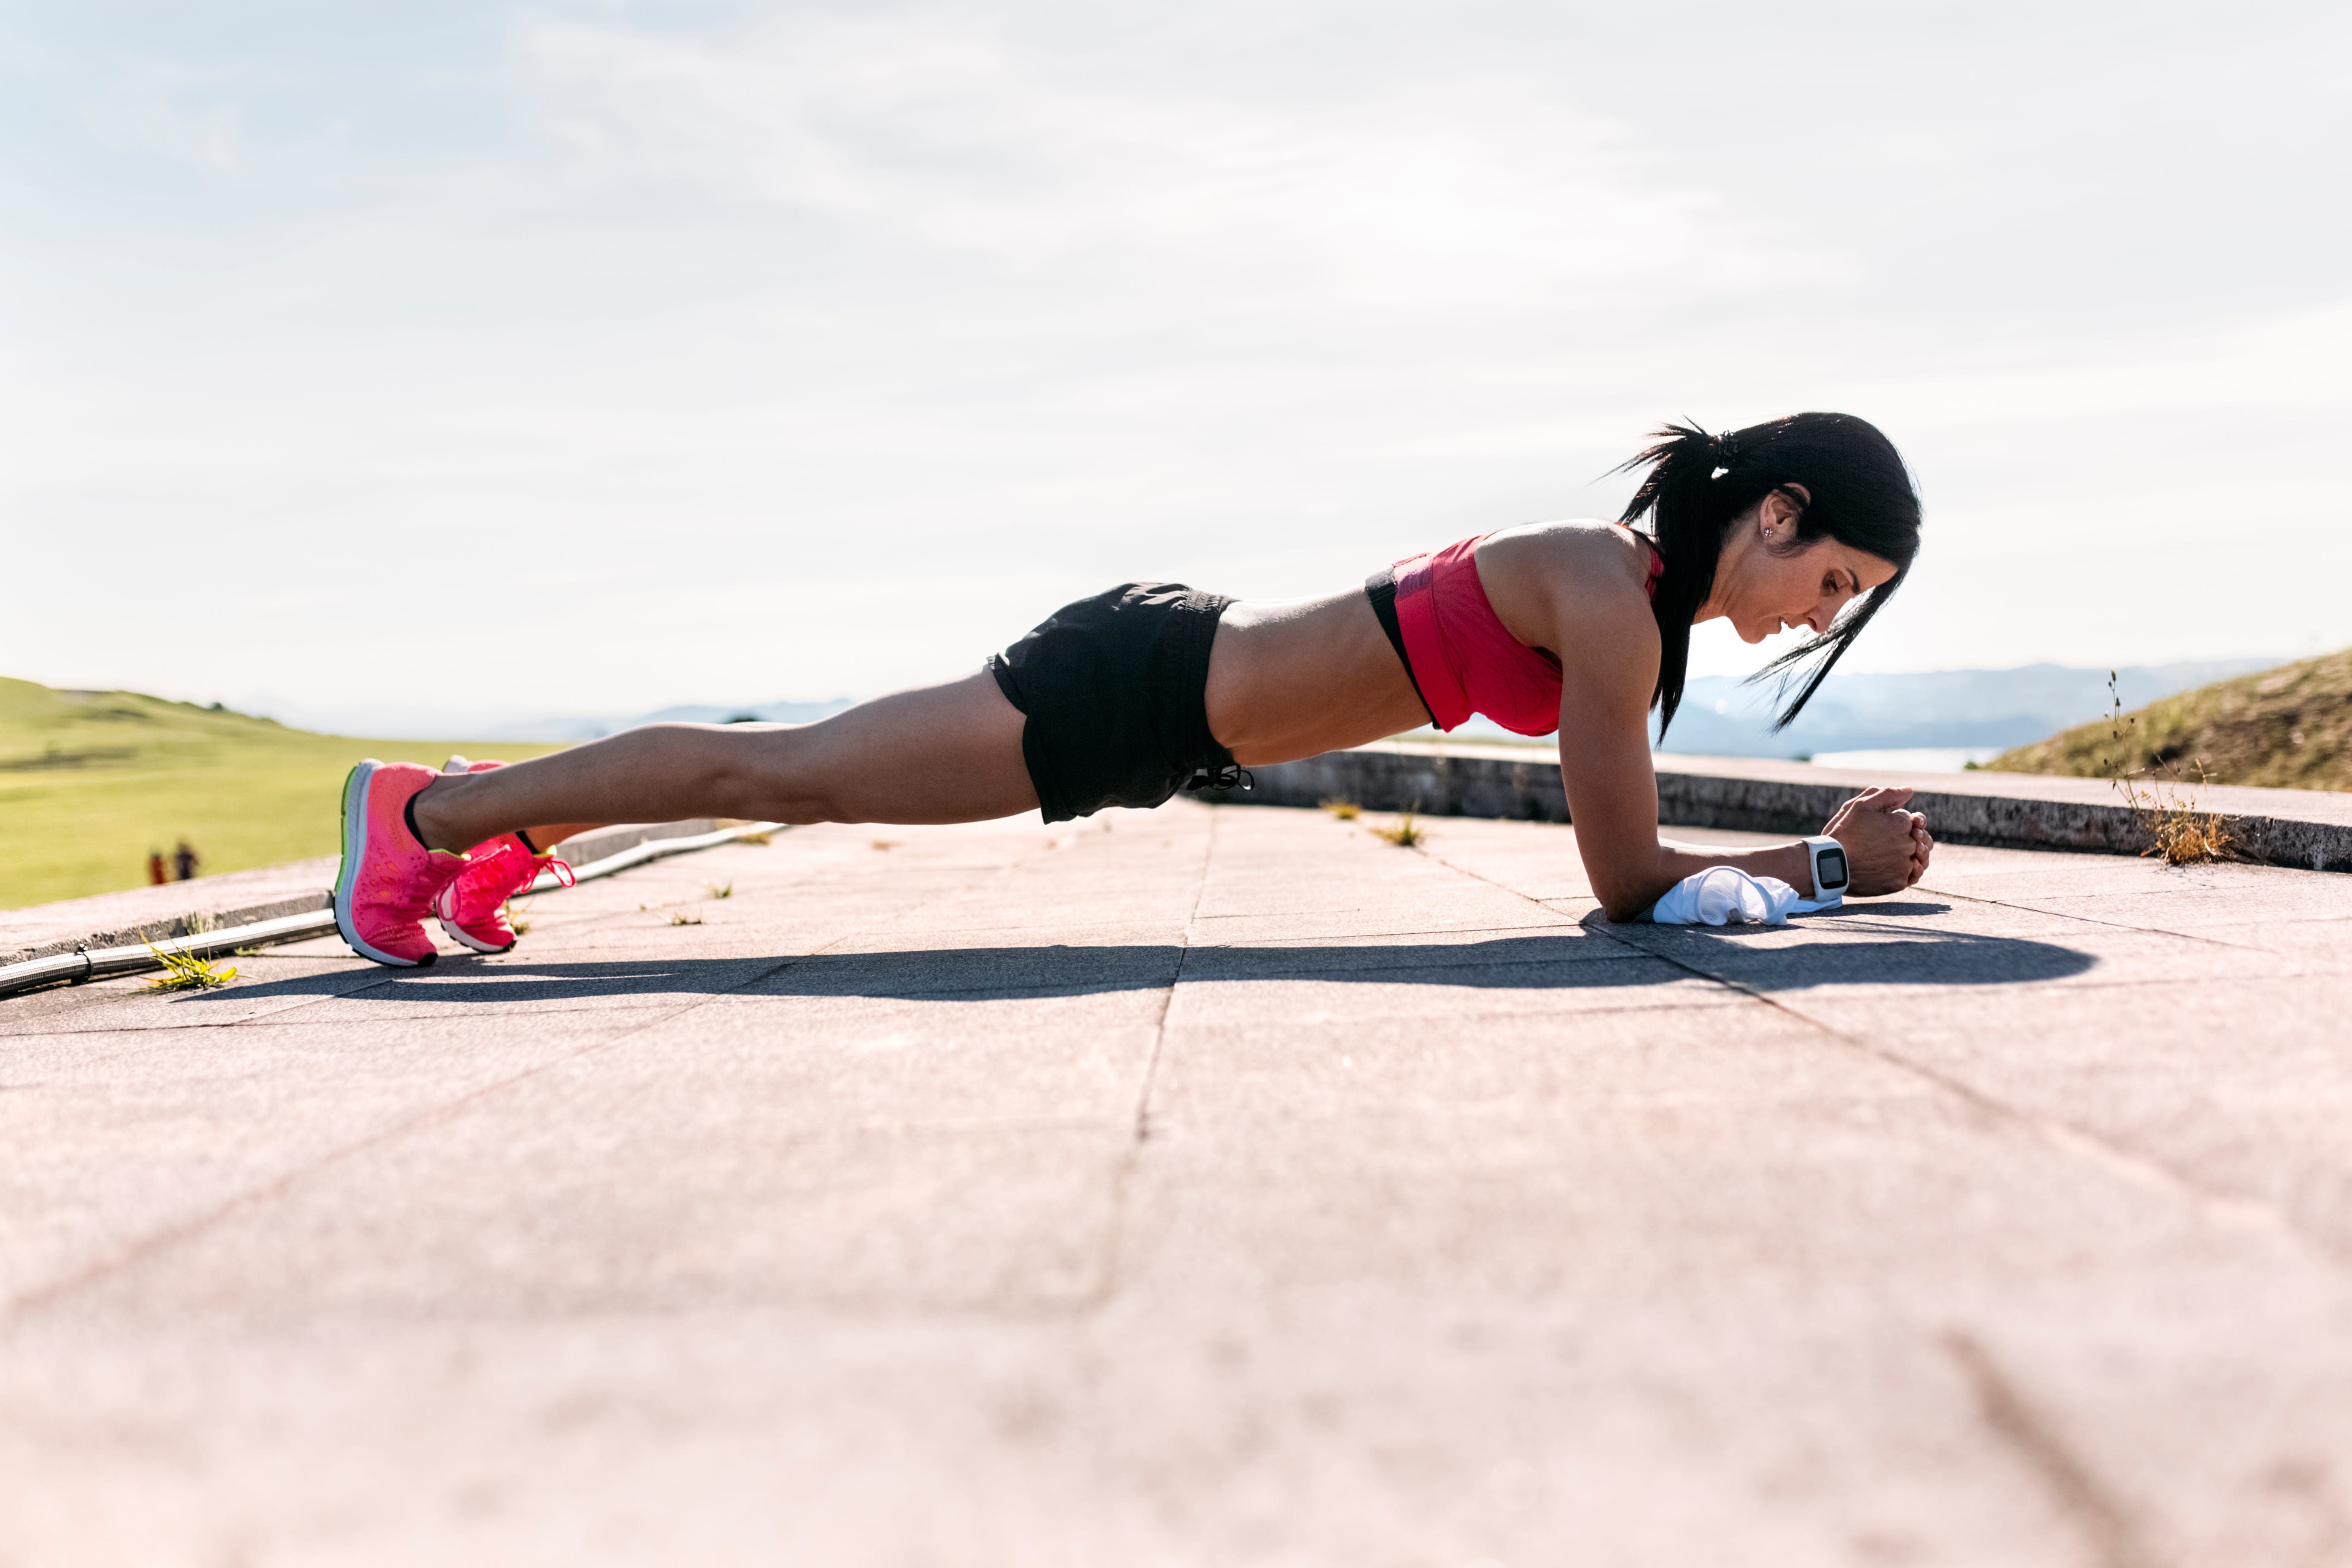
[1802,836,1851,900]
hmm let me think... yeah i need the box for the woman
[334,413,1934,967]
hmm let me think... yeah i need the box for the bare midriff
[1203,588,1431,766]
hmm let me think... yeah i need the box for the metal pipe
[0,821,787,1000]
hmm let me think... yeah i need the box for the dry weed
[2101,670,2234,866]
[1320,798,1361,821]
[1375,810,1424,848]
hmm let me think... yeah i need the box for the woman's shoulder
[1477,519,1659,613]
[1470,520,1660,692]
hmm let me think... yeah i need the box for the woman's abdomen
[1204,589,1432,765]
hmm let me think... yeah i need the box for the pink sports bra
[1367,526,1664,737]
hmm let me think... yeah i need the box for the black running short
[987,582,1239,824]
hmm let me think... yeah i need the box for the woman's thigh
[755,669,1037,825]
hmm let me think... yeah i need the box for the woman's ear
[1760,483,1811,538]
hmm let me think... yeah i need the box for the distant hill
[0,677,564,909]
[1647,660,2280,759]
[1990,649,2352,790]
[487,698,855,742]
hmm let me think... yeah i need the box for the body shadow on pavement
[1590,909,2101,991]
[182,928,2097,1007]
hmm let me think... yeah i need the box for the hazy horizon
[4,2,2344,733]
[11,655,2272,750]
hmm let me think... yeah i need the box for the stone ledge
[1216,741,2352,871]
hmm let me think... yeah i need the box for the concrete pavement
[5,800,2351,1567]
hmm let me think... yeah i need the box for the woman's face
[1709,486,1901,644]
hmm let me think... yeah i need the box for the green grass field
[0,677,567,910]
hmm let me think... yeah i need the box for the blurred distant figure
[173,840,200,881]
[147,850,168,886]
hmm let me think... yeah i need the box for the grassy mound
[1989,648,2352,791]
[0,677,565,910]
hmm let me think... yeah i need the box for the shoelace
[1184,763,1255,793]
[471,840,575,892]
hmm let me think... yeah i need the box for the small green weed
[1375,811,1423,848]
[144,941,236,991]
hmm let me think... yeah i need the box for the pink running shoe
[333,760,471,967]
[430,757,573,954]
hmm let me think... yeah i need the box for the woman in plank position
[335,413,1933,966]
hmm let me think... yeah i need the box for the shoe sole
[333,760,436,968]
[432,757,516,954]
[434,897,516,955]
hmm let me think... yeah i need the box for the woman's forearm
[1657,836,1814,893]
[1591,836,1814,923]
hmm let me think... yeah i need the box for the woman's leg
[410,670,1036,852]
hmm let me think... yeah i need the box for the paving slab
[5,801,2352,1567]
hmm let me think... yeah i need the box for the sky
[1,0,2346,735]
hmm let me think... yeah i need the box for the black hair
[1614,412,1920,740]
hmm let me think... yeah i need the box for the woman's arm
[1548,588,1931,921]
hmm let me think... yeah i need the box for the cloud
[517,10,1838,312]
[80,60,254,177]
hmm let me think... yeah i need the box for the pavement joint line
[1910,881,2277,954]
[1077,808,1218,1316]
[0,833,1102,1326]
[1608,933,2327,1265]
[6,994,761,1041]
[1769,906,2280,962]
[0,951,818,1326]
[1945,1330,2169,1568]
[1412,840,2339,1273]
[0,967,421,1074]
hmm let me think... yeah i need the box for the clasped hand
[1824,786,1934,894]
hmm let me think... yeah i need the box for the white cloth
[1645,865,1843,926]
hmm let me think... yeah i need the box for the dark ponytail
[1614,412,1920,740]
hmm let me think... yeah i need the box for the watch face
[1817,846,1849,889]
